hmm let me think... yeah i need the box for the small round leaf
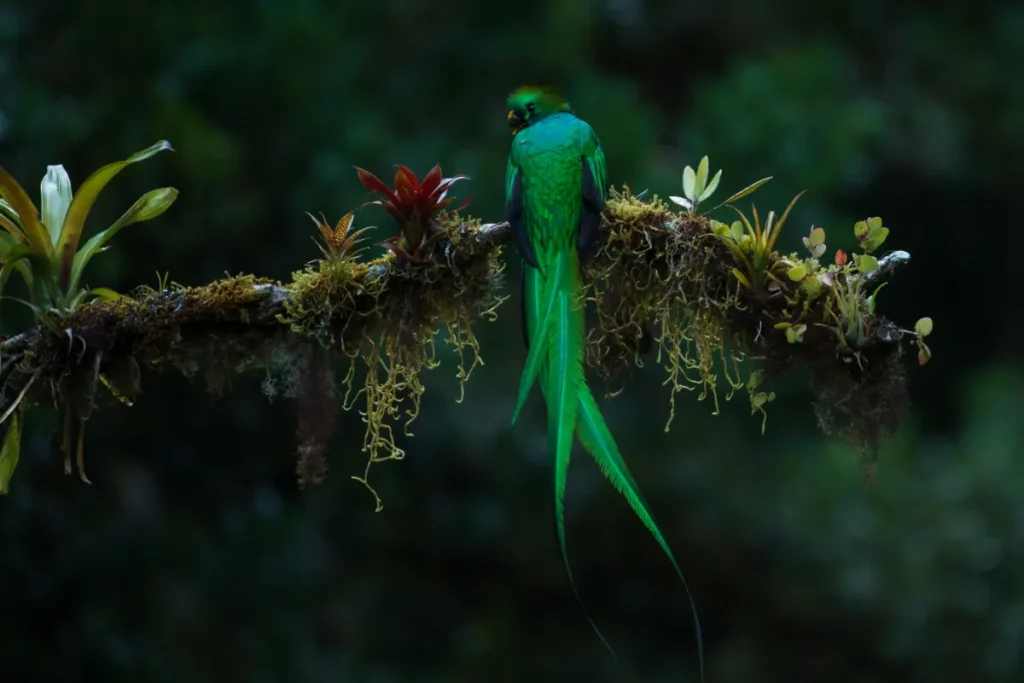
[787,264,807,281]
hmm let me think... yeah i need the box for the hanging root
[582,188,923,476]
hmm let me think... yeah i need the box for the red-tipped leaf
[433,175,469,200]
[363,199,404,224]
[394,165,419,202]
[419,164,443,198]
[355,167,398,204]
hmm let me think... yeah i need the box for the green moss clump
[581,188,919,470]
[279,214,506,508]
[583,188,743,429]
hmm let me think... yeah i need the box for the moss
[0,211,507,499]
[581,188,914,470]
[583,189,744,429]
[280,214,506,508]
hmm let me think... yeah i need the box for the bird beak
[508,110,524,135]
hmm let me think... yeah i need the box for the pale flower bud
[40,164,72,244]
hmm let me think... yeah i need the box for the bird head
[507,86,572,135]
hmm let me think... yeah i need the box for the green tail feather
[523,261,705,681]
[511,256,566,425]
[575,390,705,682]
[539,252,618,657]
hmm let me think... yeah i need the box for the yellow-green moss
[277,216,506,508]
[580,188,912,463]
[583,188,749,430]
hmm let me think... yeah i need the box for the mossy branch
[0,219,510,360]
[0,191,923,497]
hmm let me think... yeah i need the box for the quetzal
[504,86,704,679]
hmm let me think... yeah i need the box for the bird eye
[527,103,536,113]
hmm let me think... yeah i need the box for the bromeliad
[504,85,705,680]
[355,163,471,261]
[0,141,177,494]
[0,141,177,314]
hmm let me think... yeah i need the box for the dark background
[2,1,1023,681]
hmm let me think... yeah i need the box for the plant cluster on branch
[0,146,931,499]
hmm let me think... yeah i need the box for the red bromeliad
[354,164,471,260]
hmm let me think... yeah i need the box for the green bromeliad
[504,85,705,679]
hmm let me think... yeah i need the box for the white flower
[40,164,72,245]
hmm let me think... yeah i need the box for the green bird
[504,85,705,679]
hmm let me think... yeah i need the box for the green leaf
[801,276,822,296]
[0,260,34,307]
[709,219,728,236]
[0,202,30,252]
[863,225,889,252]
[0,230,18,250]
[0,406,23,494]
[867,216,883,230]
[785,324,806,343]
[760,209,774,248]
[807,227,825,246]
[751,390,775,410]
[730,207,757,244]
[68,187,178,295]
[698,168,722,204]
[694,156,709,200]
[712,176,772,210]
[787,264,807,281]
[682,165,697,202]
[731,267,753,289]
[854,254,879,274]
[915,317,934,337]
[867,282,888,314]
[0,196,16,218]
[0,242,58,306]
[90,287,123,301]
[0,163,51,255]
[36,309,63,333]
[854,220,869,240]
[56,141,174,290]
[1,260,23,300]
[729,220,746,243]
[0,211,28,246]
[766,190,805,252]
[66,288,91,310]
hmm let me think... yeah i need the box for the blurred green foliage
[1,0,1022,681]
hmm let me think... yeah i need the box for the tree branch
[0,221,512,360]
[863,250,911,285]
[0,194,923,492]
